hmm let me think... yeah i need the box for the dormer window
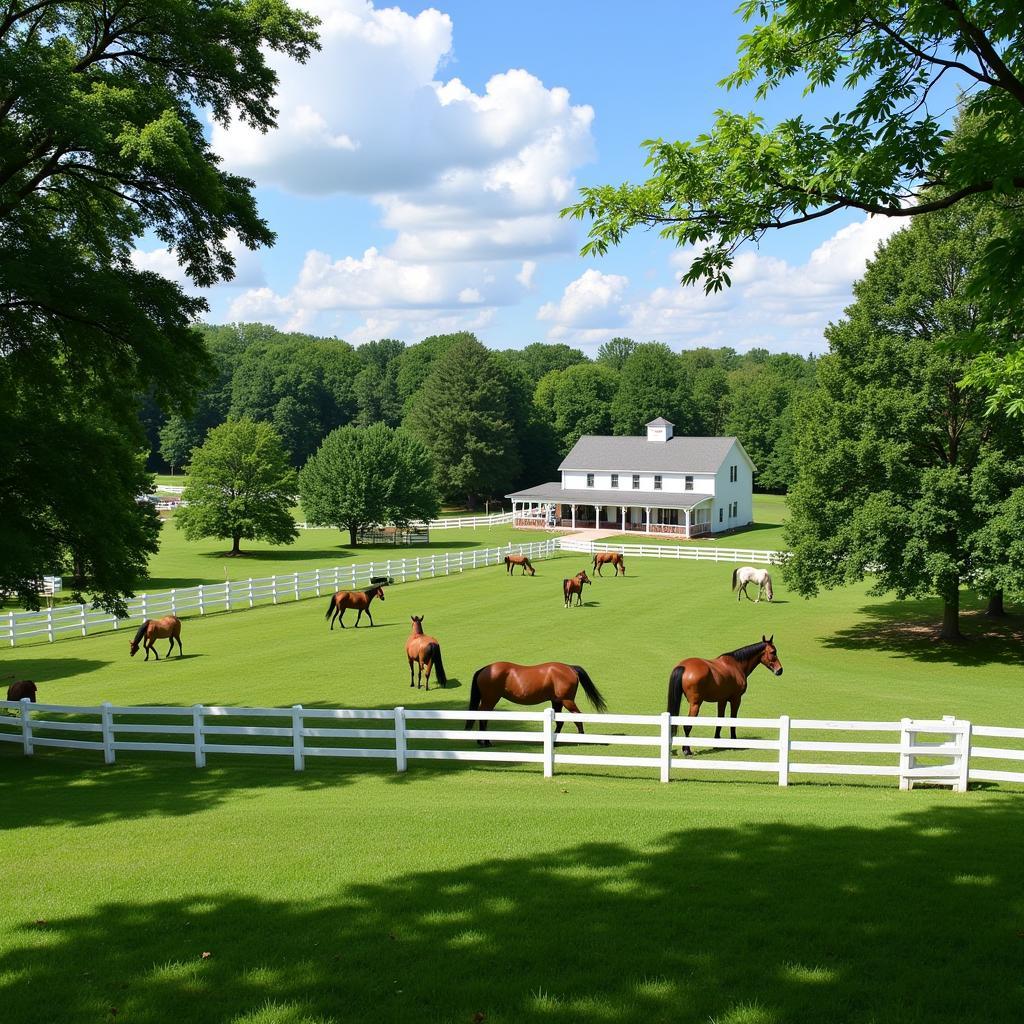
[685,475,693,491]
[586,473,594,488]
[654,475,662,490]
[610,474,618,488]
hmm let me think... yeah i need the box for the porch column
[645,506,651,534]
[684,507,691,538]
[621,506,626,532]
[512,499,517,524]
[594,505,600,529]
[570,504,576,529]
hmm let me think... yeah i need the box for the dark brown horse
[667,634,783,755]
[5,679,36,703]
[129,616,183,660]
[563,570,591,607]
[504,554,536,576]
[325,585,385,629]
[467,661,607,745]
[593,551,626,576]
[405,615,447,690]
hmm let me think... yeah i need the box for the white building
[507,418,755,537]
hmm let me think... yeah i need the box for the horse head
[410,615,423,632]
[129,639,140,657]
[374,586,386,601]
[579,570,591,586]
[760,634,783,676]
[527,563,536,576]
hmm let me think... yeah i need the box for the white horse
[732,566,774,603]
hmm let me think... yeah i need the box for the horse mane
[131,621,149,645]
[719,640,767,663]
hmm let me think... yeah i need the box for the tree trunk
[349,526,358,547]
[230,532,242,556]
[985,589,1006,617]
[466,494,478,512]
[940,590,963,641]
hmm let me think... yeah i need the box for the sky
[131,0,952,356]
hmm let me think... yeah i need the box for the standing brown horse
[129,616,183,660]
[5,679,36,702]
[405,615,447,690]
[504,554,536,576]
[563,570,591,607]
[592,551,626,576]
[467,661,606,745]
[325,586,385,629]
[667,635,783,755]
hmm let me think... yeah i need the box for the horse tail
[428,643,447,685]
[592,553,598,570]
[467,666,486,729]
[731,567,739,592]
[324,593,336,619]
[571,665,607,712]
[132,621,149,646]
[503,555,509,568]
[667,665,685,717]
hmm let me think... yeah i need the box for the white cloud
[131,231,265,291]
[538,268,629,330]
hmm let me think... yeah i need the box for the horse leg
[552,700,564,735]
[682,703,700,756]
[423,659,431,692]
[365,608,374,627]
[336,608,345,629]
[729,697,741,742]
[176,635,184,657]
[755,582,761,604]
[715,700,726,740]
[562,698,585,735]
[477,697,498,747]
[167,638,174,658]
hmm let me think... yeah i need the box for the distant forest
[145,325,817,500]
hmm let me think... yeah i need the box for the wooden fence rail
[3,701,1021,790]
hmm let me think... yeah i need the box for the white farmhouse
[507,418,754,537]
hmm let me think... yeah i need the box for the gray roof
[558,435,749,474]
[646,417,674,427]
[506,482,714,510]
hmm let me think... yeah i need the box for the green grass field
[4,543,1023,1023]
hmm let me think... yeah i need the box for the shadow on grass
[822,598,1024,666]
[1,800,1021,1024]
[0,658,110,684]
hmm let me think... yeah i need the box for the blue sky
[131,1,956,355]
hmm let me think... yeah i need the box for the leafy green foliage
[534,362,621,455]
[595,336,636,370]
[158,416,199,474]
[176,420,298,556]
[500,342,588,383]
[299,424,440,547]
[610,342,693,436]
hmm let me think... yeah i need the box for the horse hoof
[684,749,694,757]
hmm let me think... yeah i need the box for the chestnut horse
[563,570,591,607]
[405,615,447,690]
[467,661,607,745]
[593,551,626,576]
[129,616,183,661]
[667,635,783,755]
[5,679,36,703]
[325,585,385,629]
[504,554,535,576]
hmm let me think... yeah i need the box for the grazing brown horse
[129,616,183,661]
[504,554,536,576]
[666,635,783,755]
[467,661,607,745]
[563,570,591,607]
[405,615,447,690]
[592,551,626,576]
[325,585,385,629]
[5,679,36,703]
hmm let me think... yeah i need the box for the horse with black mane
[666,635,783,755]
[467,661,606,745]
[563,569,591,607]
[405,615,447,690]
[593,551,626,576]
[130,616,183,661]
[325,585,385,629]
[5,678,36,703]
[504,554,535,576]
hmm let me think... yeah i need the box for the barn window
[719,508,723,523]
[654,475,662,490]
[632,474,640,489]
[685,475,693,491]
[610,474,618,488]
[586,473,594,487]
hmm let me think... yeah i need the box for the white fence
[0,539,559,647]
[2,701,1021,790]
[295,511,515,531]
[560,537,783,565]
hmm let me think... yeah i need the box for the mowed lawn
[2,555,1023,1024]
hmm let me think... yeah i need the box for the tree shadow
[0,658,109,684]
[821,599,1024,666]
[1,800,1021,1023]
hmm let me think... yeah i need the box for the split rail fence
[0,539,559,647]
[2,701,1022,790]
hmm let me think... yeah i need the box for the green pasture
[3,553,1023,1024]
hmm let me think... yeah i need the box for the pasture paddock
[3,555,1023,1023]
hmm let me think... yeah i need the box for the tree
[782,202,1024,639]
[158,416,199,475]
[0,2,317,608]
[354,339,405,428]
[610,343,690,436]
[395,333,478,411]
[596,337,636,370]
[689,366,731,436]
[299,425,440,547]
[501,342,588,384]
[534,363,620,454]
[176,420,298,556]
[564,3,1024,401]
[404,338,521,508]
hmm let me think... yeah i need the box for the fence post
[955,718,972,793]
[778,714,790,787]
[101,701,116,764]
[314,568,322,598]
[192,704,206,768]
[47,606,54,643]
[292,704,305,772]
[394,706,407,773]
[543,707,555,778]
[248,579,254,608]
[293,573,300,602]
[198,584,205,616]
[6,611,14,647]
[20,697,33,756]
[272,577,278,605]
[899,717,913,791]
[659,711,672,783]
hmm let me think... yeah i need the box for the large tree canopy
[0,1,318,609]
[565,2,1024,402]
